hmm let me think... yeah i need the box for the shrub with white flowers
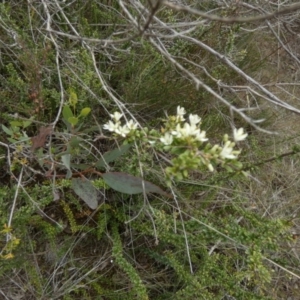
[103,106,247,183]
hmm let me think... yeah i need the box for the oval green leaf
[96,144,132,169]
[61,153,71,171]
[102,172,170,197]
[10,121,23,127]
[63,105,74,123]
[23,119,33,128]
[2,124,13,135]
[71,178,98,209]
[68,117,79,126]
[79,107,91,117]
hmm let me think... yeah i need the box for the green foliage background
[0,1,299,299]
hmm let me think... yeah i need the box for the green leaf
[79,107,91,117]
[66,169,72,179]
[61,154,71,171]
[23,118,33,128]
[96,144,132,169]
[19,136,30,142]
[10,121,22,127]
[69,136,81,147]
[63,105,74,123]
[224,165,233,172]
[71,178,98,209]
[68,117,79,126]
[82,125,101,134]
[102,172,170,197]
[7,138,17,143]
[2,124,12,135]
[70,163,90,170]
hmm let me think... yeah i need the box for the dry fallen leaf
[31,125,53,151]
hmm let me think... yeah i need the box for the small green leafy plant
[2,118,32,144]
[62,89,91,130]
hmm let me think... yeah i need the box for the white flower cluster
[103,112,138,137]
[217,128,248,160]
[103,107,247,158]
[160,106,247,150]
[160,106,208,145]
[103,106,248,180]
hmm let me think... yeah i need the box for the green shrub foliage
[0,1,297,300]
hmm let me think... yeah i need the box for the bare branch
[163,1,300,24]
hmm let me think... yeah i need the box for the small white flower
[177,106,186,117]
[233,128,248,142]
[160,132,173,145]
[172,123,203,139]
[103,120,119,132]
[220,141,238,159]
[189,114,201,126]
[115,125,130,137]
[172,124,183,137]
[182,123,199,136]
[125,119,138,131]
[195,130,208,142]
[175,106,186,122]
[110,111,123,122]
